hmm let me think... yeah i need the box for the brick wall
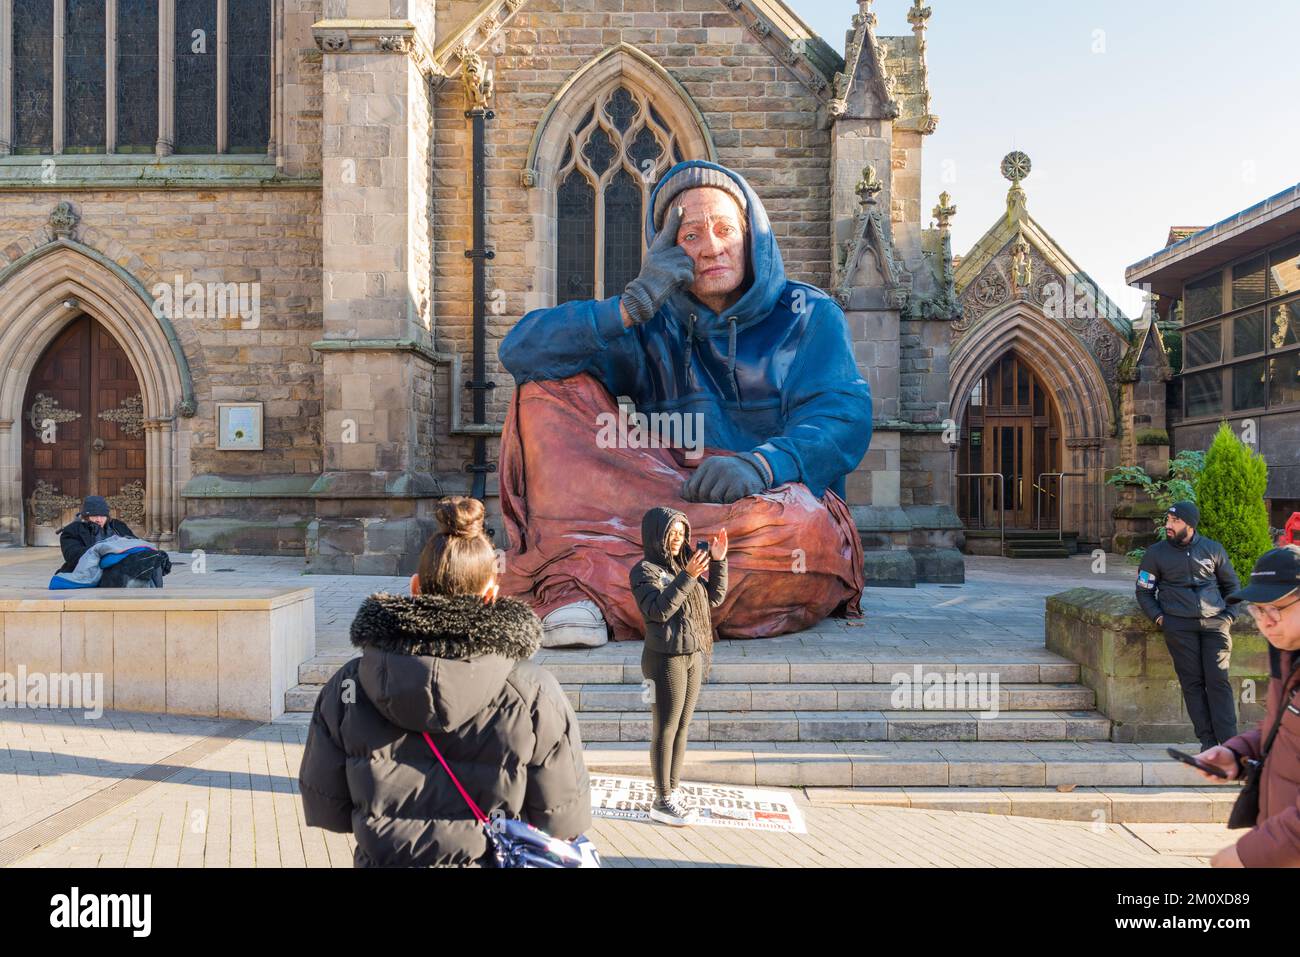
[0,188,324,478]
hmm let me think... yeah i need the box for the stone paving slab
[804,786,1241,824]
[0,707,1227,868]
[0,549,1138,657]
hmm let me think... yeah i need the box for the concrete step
[582,740,1241,790]
[1006,547,1072,559]
[575,709,1111,743]
[539,658,1081,686]
[560,682,1095,713]
[801,786,1239,824]
[297,652,1081,688]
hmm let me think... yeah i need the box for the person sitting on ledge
[497,160,871,647]
[54,495,167,588]
[57,496,137,573]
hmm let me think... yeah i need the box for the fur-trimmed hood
[347,592,543,733]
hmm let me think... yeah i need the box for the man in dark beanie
[1135,500,1242,751]
[57,495,137,574]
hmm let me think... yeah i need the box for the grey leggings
[641,647,707,798]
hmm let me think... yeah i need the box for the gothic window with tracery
[555,85,687,304]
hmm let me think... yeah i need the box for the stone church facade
[0,0,1168,580]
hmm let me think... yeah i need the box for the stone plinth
[1046,587,1271,743]
[0,587,315,721]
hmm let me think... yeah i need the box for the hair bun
[434,496,486,538]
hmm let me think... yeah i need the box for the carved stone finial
[856,164,883,208]
[908,0,932,34]
[932,191,956,230]
[50,201,79,239]
[1002,151,1031,219]
[1001,150,1031,185]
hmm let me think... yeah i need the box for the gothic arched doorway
[22,314,146,544]
[957,350,1064,530]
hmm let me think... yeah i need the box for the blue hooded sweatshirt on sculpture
[498,160,872,500]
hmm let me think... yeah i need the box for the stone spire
[908,0,932,53]
[932,191,956,231]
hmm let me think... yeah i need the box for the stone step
[581,740,1241,790]
[297,652,1080,688]
[575,710,1111,743]
[538,658,1079,686]
[1006,547,1072,560]
[801,786,1238,824]
[560,682,1095,713]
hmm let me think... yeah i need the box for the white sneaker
[540,599,608,649]
[649,795,698,827]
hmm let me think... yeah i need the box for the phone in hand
[697,540,709,557]
[1166,747,1229,778]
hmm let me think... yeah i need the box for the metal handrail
[1036,471,1086,541]
[957,472,1005,554]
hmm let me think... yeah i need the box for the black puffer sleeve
[298,669,354,833]
[523,669,592,841]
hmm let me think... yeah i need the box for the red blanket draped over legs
[497,373,865,641]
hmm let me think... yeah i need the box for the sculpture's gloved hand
[682,454,767,504]
[621,204,696,325]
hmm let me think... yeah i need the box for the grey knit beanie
[652,166,748,233]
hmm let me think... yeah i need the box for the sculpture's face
[665,520,686,556]
[673,187,747,306]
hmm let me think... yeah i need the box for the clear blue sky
[790,0,1300,317]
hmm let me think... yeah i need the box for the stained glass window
[604,167,642,297]
[582,126,615,177]
[4,0,271,158]
[175,0,218,152]
[553,85,687,303]
[605,86,638,134]
[557,171,595,304]
[65,0,107,151]
[227,0,271,152]
[116,0,159,152]
[13,0,55,153]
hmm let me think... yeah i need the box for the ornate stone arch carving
[949,303,1116,543]
[0,241,192,543]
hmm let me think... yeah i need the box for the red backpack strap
[422,731,490,825]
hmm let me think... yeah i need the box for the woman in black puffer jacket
[298,496,591,867]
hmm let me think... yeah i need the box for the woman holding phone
[630,506,728,826]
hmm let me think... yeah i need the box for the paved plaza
[0,548,1239,868]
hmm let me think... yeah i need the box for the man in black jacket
[1135,501,1242,750]
[56,495,137,573]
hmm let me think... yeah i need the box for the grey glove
[682,454,767,504]
[622,204,696,324]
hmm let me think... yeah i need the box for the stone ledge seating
[0,587,315,721]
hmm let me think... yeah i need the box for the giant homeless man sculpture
[498,160,871,646]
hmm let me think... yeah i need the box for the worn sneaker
[668,787,693,810]
[540,599,609,649]
[649,795,698,827]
